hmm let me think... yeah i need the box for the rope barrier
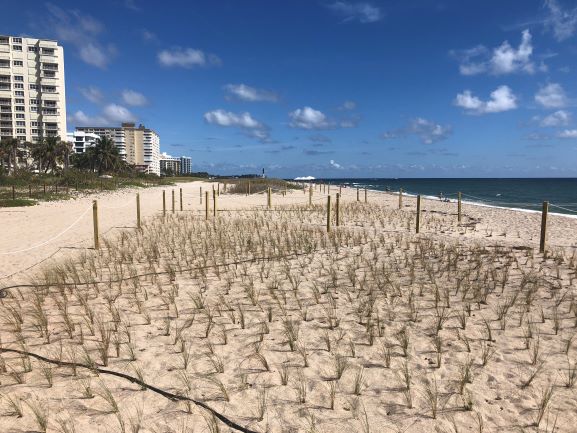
[0,347,257,433]
[0,204,93,255]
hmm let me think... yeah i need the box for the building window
[28,46,38,53]
[16,121,25,126]
[41,48,55,55]
[32,129,39,134]
[15,106,25,112]
[30,99,38,105]
[14,83,23,89]
[30,84,38,90]
[43,71,55,78]
[31,121,38,127]
[13,38,22,43]
[13,60,23,66]
[15,98,24,104]
[16,128,26,134]
[41,86,56,93]
[15,114,24,119]
[15,91,24,96]
[13,75,23,81]
[12,45,22,51]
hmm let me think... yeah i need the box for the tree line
[0,136,131,176]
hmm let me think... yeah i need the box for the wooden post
[55,184,58,194]
[416,195,421,234]
[336,193,340,227]
[248,181,251,195]
[399,188,403,209]
[339,186,342,195]
[12,185,15,200]
[162,190,166,216]
[267,187,271,208]
[43,183,46,195]
[171,190,175,213]
[364,188,367,203]
[200,187,203,204]
[356,188,359,202]
[217,183,220,196]
[212,189,217,217]
[136,193,141,229]
[309,186,313,205]
[180,188,183,211]
[92,200,99,249]
[540,201,548,254]
[457,192,462,223]
[326,195,331,232]
[28,184,31,198]
[205,191,209,220]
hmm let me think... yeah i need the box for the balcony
[41,110,59,116]
[0,76,9,83]
[1,107,12,113]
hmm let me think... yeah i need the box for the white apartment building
[67,130,100,154]
[160,152,181,175]
[0,35,66,142]
[160,153,192,175]
[76,123,160,175]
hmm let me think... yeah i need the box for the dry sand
[0,182,576,433]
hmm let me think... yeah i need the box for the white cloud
[121,90,148,106]
[79,43,110,68]
[453,30,536,76]
[223,84,278,102]
[204,109,270,142]
[80,86,103,104]
[491,30,534,74]
[68,104,136,126]
[328,2,383,23]
[339,100,357,110]
[141,29,158,43]
[535,83,568,108]
[409,118,452,144]
[289,107,333,130]
[544,0,577,41]
[69,104,136,127]
[158,48,221,68]
[455,86,518,114]
[43,4,114,69]
[204,110,262,129]
[329,160,343,169]
[558,129,577,138]
[540,110,571,127]
[103,104,136,123]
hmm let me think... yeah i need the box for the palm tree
[0,137,19,173]
[93,136,123,175]
[30,136,69,173]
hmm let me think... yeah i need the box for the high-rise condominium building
[0,35,66,142]
[76,123,160,175]
[180,156,192,174]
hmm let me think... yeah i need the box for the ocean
[313,178,577,216]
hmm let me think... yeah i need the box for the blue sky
[5,0,577,177]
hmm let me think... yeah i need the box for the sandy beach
[1,183,576,433]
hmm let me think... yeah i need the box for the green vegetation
[0,198,36,208]
[226,178,300,194]
[0,136,174,207]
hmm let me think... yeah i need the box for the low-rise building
[160,152,180,175]
[67,130,100,154]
